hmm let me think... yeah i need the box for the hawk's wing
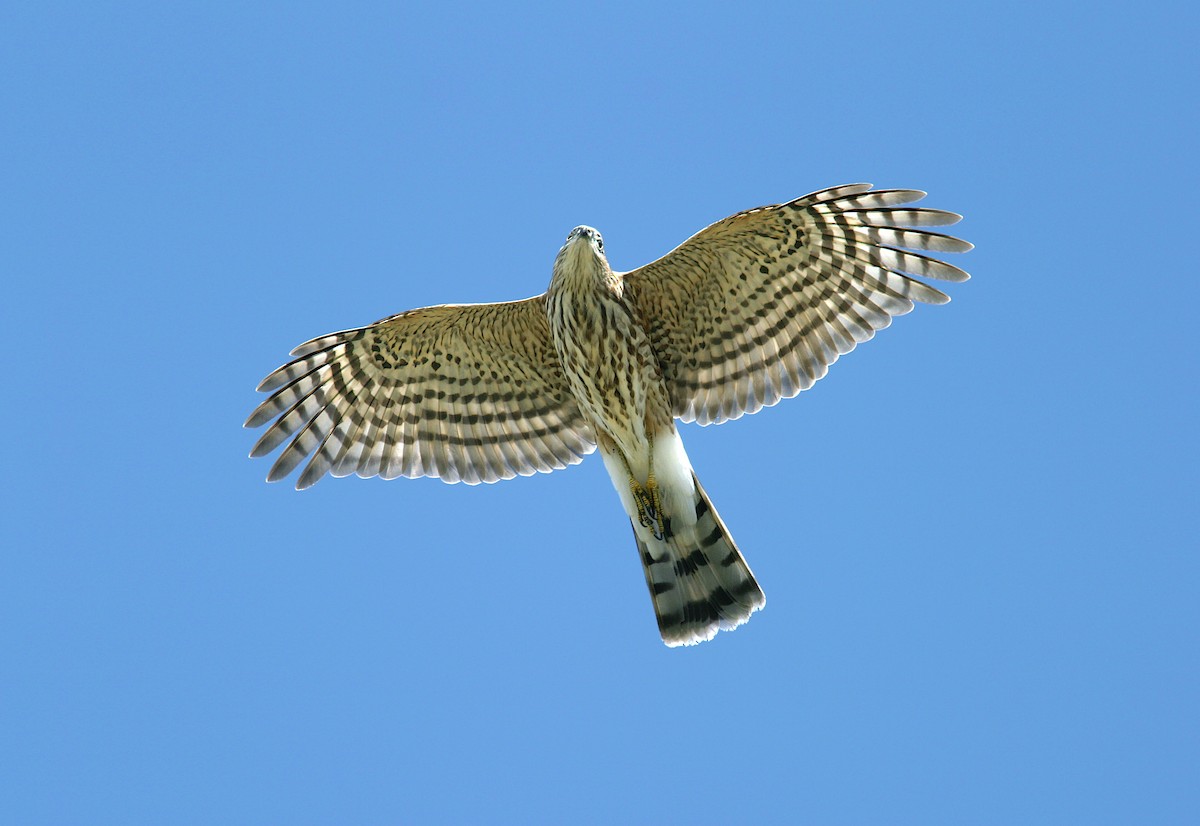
[246,296,596,488]
[622,184,972,425]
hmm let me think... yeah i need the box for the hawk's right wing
[246,296,596,488]
[622,184,972,425]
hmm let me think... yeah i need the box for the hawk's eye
[596,237,604,252]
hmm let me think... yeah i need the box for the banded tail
[632,472,765,647]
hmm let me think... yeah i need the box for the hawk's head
[563,225,605,257]
[550,224,614,291]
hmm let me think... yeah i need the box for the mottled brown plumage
[247,183,971,646]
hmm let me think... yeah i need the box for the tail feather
[633,473,765,647]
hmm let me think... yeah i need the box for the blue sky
[2,2,1196,823]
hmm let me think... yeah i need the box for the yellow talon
[630,474,668,538]
[647,472,667,521]
[621,442,669,538]
[630,478,652,527]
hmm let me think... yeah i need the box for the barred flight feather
[635,473,765,647]
[622,184,971,425]
[246,298,596,489]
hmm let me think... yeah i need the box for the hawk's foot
[630,475,670,540]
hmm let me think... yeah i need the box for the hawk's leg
[623,437,670,540]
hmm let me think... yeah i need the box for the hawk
[246,183,971,646]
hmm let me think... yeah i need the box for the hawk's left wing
[246,297,596,488]
[622,184,972,425]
